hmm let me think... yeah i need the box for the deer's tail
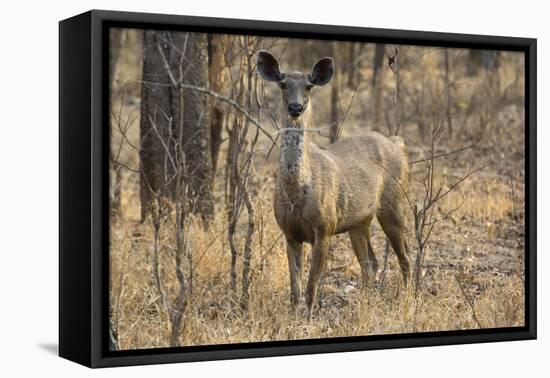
[389,135,406,151]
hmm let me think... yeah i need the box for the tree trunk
[109,28,126,215]
[329,42,340,143]
[208,35,226,175]
[226,118,240,290]
[444,49,453,137]
[109,28,125,91]
[347,42,357,89]
[139,30,184,221]
[182,33,214,222]
[372,44,386,129]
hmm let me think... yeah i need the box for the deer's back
[310,132,408,233]
[322,132,407,183]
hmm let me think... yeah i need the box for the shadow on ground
[38,343,58,355]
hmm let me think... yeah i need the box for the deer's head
[257,50,334,119]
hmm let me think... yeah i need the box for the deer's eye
[305,84,313,91]
[279,82,287,89]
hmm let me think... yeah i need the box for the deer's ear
[309,57,334,86]
[257,51,283,82]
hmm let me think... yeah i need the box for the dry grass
[110,173,524,350]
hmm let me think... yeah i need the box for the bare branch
[186,83,276,144]
[454,274,483,328]
[410,135,482,165]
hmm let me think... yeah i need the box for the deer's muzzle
[288,103,304,117]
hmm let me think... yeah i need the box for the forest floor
[109,96,526,350]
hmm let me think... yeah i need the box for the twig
[409,135,482,165]
[378,239,391,289]
[181,83,276,144]
[454,274,482,328]
[388,47,400,136]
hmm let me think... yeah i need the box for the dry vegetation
[109,30,525,350]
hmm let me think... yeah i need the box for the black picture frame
[59,9,537,368]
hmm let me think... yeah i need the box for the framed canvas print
[59,10,536,368]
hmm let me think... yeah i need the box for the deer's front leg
[286,239,303,315]
[305,231,329,321]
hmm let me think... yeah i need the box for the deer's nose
[288,103,304,117]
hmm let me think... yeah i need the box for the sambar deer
[257,51,410,320]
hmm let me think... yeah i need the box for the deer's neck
[279,118,311,191]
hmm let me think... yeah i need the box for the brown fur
[258,51,410,319]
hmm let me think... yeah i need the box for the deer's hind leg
[377,203,410,286]
[349,216,378,289]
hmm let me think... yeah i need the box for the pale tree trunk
[444,49,453,137]
[372,44,386,129]
[109,28,126,215]
[109,28,125,91]
[347,42,357,89]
